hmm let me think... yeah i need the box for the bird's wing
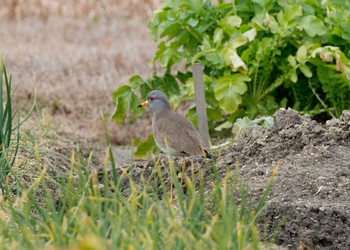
[154,112,206,156]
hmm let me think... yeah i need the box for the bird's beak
[137,100,149,108]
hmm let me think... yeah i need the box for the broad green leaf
[288,55,297,68]
[255,116,274,129]
[140,83,152,99]
[172,30,191,47]
[199,36,213,51]
[112,86,141,123]
[219,15,242,33]
[227,15,242,27]
[335,50,350,73]
[214,75,250,113]
[340,23,350,41]
[284,5,302,23]
[290,69,298,83]
[112,95,128,124]
[130,92,143,116]
[133,135,158,159]
[194,37,224,65]
[242,28,257,42]
[160,23,181,39]
[300,15,326,37]
[311,46,335,62]
[229,51,248,73]
[178,12,190,21]
[231,116,253,137]
[222,38,249,72]
[164,74,180,95]
[148,14,162,40]
[299,64,313,78]
[251,19,266,31]
[205,52,225,67]
[158,47,181,68]
[190,0,204,13]
[215,120,232,131]
[296,45,308,63]
[185,77,195,96]
[265,14,280,33]
[187,17,199,27]
[193,47,217,64]
[258,37,276,57]
[129,75,146,89]
[185,25,204,42]
[214,28,224,44]
[207,107,222,122]
[176,71,192,84]
[228,37,248,50]
[186,106,198,127]
[112,85,131,99]
[151,76,167,92]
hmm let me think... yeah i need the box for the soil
[223,108,350,249]
[1,2,349,249]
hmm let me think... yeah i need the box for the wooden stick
[192,63,211,147]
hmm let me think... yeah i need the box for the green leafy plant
[113,0,350,156]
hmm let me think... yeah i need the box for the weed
[0,60,35,197]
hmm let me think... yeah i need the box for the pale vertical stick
[192,63,210,147]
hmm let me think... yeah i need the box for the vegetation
[0,59,276,248]
[0,149,277,249]
[0,60,34,197]
[113,0,350,152]
[0,60,20,196]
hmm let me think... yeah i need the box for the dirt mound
[221,108,350,249]
[125,108,350,249]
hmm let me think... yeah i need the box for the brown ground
[1,0,157,148]
[1,1,349,249]
[223,109,350,249]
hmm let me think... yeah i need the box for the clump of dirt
[124,108,350,249]
[222,108,350,249]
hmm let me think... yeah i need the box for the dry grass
[0,0,162,21]
[0,0,160,145]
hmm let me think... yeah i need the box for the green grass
[0,60,34,197]
[0,59,21,196]
[0,150,276,249]
[0,61,277,249]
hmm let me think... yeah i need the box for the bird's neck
[153,105,172,114]
[153,108,172,121]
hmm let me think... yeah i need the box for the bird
[138,90,211,159]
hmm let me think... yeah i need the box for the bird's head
[138,90,171,113]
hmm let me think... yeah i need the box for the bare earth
[224,109,350,249]
[1,5,349,250]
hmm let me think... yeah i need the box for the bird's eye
[149,97,154,102]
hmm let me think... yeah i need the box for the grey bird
[138,90,211,158]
